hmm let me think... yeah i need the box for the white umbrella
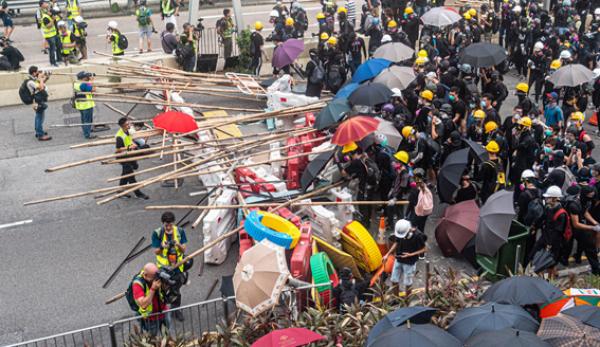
[373,42,415,62]
[421,7,462,27]
[373,65,417,90]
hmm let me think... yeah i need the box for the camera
[156,267,181,304]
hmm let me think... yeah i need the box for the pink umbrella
[251,328,326,347]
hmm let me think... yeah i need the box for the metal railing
[199,27,239,57]
[4,284,331,347]
[5,0,101,11]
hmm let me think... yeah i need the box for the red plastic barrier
[238,221,253,259]
[286,151,301,190]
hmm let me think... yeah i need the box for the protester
[250,21,265,76]
[115,117,149,200]
[136,0,155,54]
[0,38,23,70]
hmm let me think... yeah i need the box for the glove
[388,198,397,207]
[593,225,600,233]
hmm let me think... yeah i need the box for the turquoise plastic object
[244,210,293,249]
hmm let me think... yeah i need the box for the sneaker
[135,192,149,200]
[173,310,184,321]
[38,135,52,141]
[85,135,98,139]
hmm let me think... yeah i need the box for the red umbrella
[251,328,325,347]
[435,199,479,257]
[152,110,198,134]
[331,116,379,145]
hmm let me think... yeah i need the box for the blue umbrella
[351,58,392,83]
[367,306,437,345]
[335,82,360,99]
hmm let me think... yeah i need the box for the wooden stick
[145,200,409,211]
[69,128,164,149]
[23,184,130,206]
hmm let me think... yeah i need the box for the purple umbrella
[272,39,304,68]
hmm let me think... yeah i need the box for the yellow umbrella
[233,240,290,316]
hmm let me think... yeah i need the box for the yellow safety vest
[41,12,57,38]
[154,226,184,272]
[161,0,174,16]
[132,271,164,317]
[73,22,85,38]
[73,82,94,110]
[60,31,74,54]
[116,128,133,148]
[111,32,124,55]
[66,0,80,19]
[222,17,234,38]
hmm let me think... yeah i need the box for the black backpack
[326,64,343,89]
[309,61,325,84]
[117,34,129,50]
[362,157,381,186]
[175,42,194,66]
[19,79,34,105]
[250,32,258,56]
[125,274,144,312]
[523,189,544,227]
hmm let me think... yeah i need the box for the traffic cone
[590,112,598,126]
[377,216,388,254]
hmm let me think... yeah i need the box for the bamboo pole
[145,200,409,211]
[69,128,163,149]
[23,184,130,206]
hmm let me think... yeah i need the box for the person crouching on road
[151,211,192,322]
[115,117,149,200]
[107,20,125,56]
[131,263,169,335]
[383,219,427,297]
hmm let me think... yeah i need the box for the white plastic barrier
[295,202,341,248]
[203,188,238,264]
[253,166,287,192]
[269,142,282,179]
[329,187,355,224]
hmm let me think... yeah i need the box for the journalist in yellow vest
[115,117,149,199]
[151,211,190,321]
[73,71,96,139]
[57,21,78,64]
[38,1,61,67]
[73,16,87,60]
[107,20,124,56]
[130,263,168,334]
[160,0,179,28]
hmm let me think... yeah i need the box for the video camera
[156,266,181,304]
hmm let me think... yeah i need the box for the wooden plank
[201,110,243,140]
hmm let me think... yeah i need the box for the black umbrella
[531,248,557,273]
[481,276,563,306]
[463,139,489,163]
[358,133,376,150]
[437,148,469,203]
[464,328,551,347]
[475,190,516,256]
[314,98,351,130]
[368,323,461,347]
[459,43,507,68]
[300,150,335,192]
[448,302,539,342]
[367,307,437,345]
[563,306,600,329]
[348,82,393,107]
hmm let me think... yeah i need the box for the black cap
[76,71,93,80]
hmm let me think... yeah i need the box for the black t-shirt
[565,199,585,231]
[345,158,367,191]
[451,99,466,121]
[251,32,263,58]
[1,46,23,69]
[391,232,426,265]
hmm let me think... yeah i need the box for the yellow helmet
[516,82,529,93]
[474,109,486,119]
[550,59,562,70]
[285,17,294,26]
[518,116,532,127]
[418,49,428,58]
[387,20,398,28]
[337,7,347,14]
[571,111,585,122]
[484,121,498,134]
[254,21,264,31]
[404,7,414,14]
[485,140,500,153]
[420,89,434,101]
[342,142,358,153]
[463,12,472,20]
[468,8,477,16]
[402,126,414,139]
[415,57,427,65]
[316,12,326,20]
[320,32,330,40]
[394,150,410,164]
[328,36,338,45]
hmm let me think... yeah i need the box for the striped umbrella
[331,116,380,145]
[540,288,600,318]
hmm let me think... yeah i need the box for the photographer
[26,66,52,141]
[160,22,178,54]
[38,0,61,67]
[131,263,169,335]
[177,22,196,72]
[151,211,191,322]
[216,8,235,59]
[73,71,98,139]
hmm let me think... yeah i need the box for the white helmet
[594,68,600,79]
[534,42,544,51]
[74,16,84,23]
[269,10,279,17]
[512,5,522,12]
[521,169,536,180]
[381,34,392,43]
[57,20,66,27]
[595,8,600,16]
[107,20,118,29]
[543,185,563,198]
[560,50,572,59]
[394,219,412,238]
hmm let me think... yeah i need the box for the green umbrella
[314,98,351,130]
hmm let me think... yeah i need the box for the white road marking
[0,219,33,230]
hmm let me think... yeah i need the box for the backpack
[137,7,151,26]
[125,274,144,312]
[250,32,258,56]
[326,64,344,89]
[117,34,129,50]
[175,42,194,65]
[362,157,381,186]
[523,190,544,227]
[19,79,34,105]
[309,61,325,84]
[553,208,572,241]
[415,186,434,216]
[555,166,576,194]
